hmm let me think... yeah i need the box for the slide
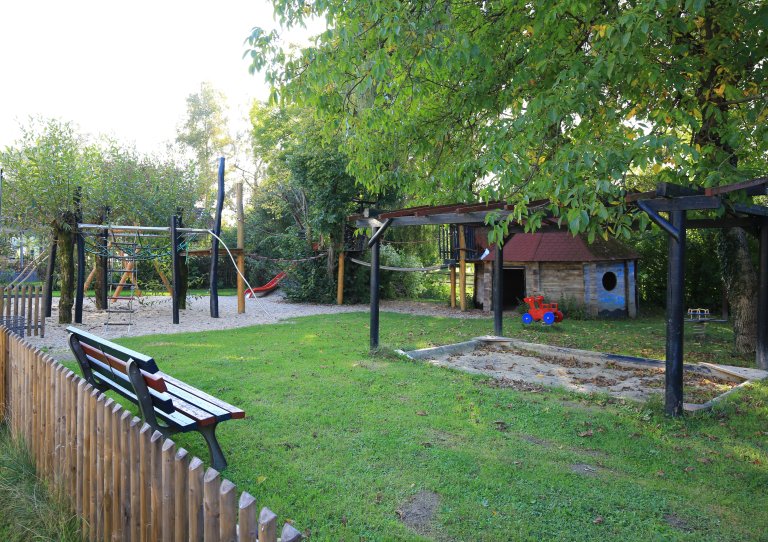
[245,272,286,298]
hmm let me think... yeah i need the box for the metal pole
[665,210,686,416]
[44,234,57,317]
[757,220,768,370]
[171,215,180,325]
[370,228,381,350]
[493,241,503,336]
[210,157,225,318]
[236,181,245,314]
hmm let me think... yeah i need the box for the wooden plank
[203,468,221,541]
[173,448,190,542]
[139,424,152,542]
[705,176,768,196]
[89,389,100,541]
[76,380,87,521]
[644,195,721,211]
[118,410,132,542]
[188,458,205,542]
[160,374,245,419]
[66,327,158,371]
[281,524,303,542]
[103,399,115,542]
[79,342,167,392]
[129,417,142,542]
[34,285,40,336]
[150,431,164,542]
[656,181,704,198]
[96,395,107,542]
[258,507,277,542]
[731,202,768,217]
[162,439,176,542]
[112,409,131,542]
[219,480,237,542]
[238,492,258,542]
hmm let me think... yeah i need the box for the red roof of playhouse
[477,231,638,262]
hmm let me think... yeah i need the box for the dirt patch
[519,434,551,447]
[397,490,440,535]
[570,463,601,477]
[664,513,693,532]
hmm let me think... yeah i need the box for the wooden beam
[686,217,760,229]
[730,202,768,218]
[656,182,704,198]
[336,253,345,305]
[644,195,721,212]
[705,176,768,196]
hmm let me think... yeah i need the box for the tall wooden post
[665,210,686,416]
[449,265,456,309]
[170,215,180,325]
[493,241,503,336]
[370,228,381,350]
[757,219,768,370]
[75,233,85,324]
[236,181,245,314]
[100,228,108,309]
[44,234,57,318]
[336,253,345,305]
[459,226,467,311]
[210,158,225,318]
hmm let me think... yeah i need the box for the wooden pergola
[353,176,768,417]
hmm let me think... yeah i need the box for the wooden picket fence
[0,329,302,541]
[0,284,45,338]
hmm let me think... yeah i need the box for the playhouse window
[602,271,617,291]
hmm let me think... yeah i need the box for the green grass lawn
[101,312,768,541]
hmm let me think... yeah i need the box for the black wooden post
[44,233,57,317]
[100,227,108,309]
[757,220,768,370]
[170,214,180,325]
[210,157,225,318]
[665,210,686,416]
[74,228,85,324]
[494,241,503,336]
[370,227,381,350]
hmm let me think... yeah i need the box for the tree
[249,0,767,353]
[1,118,98,323]
[176,82,234,210]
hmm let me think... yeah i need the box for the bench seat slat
[164,382,232,421]
[168,396,218,427]
[80,342,167,392]
[93,371,197,431]
[162,373,245,419]
[84,353,176,414]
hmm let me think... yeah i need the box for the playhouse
[473,230,639,318]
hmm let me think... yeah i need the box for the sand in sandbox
[425,343,737,403]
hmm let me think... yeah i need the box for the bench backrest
[67,326,175,414]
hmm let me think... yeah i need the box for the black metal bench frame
[67,326,244,470]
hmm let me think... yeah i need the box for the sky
[0,0,322,153]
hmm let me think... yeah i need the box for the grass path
[102,312,768,541]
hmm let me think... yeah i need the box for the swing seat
[245,272,286,298]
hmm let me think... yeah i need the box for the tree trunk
[56,224,76,324]
[720,227,758,355]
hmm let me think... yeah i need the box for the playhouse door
[595,262,626,317]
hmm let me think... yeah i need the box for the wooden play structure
[350,177,768,417]
[70,158,249,325]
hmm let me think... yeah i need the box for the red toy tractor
[521,295,564,326]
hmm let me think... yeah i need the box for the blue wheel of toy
[542,312,555,325]
[522,313,533,325]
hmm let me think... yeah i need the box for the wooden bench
[67,326,244,470]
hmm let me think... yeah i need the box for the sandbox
[402,336,768,411]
